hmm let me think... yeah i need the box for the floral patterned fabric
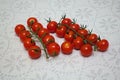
[0,0,120,80]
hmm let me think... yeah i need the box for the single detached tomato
[70,23,80,31]
[77,29,88,38]
[23,38,36,50]
[80,44,93,57]
[19,30,32,42]
[64,31,74,42]
[27,17,38,27]
[38,28,49,38]
[73,37,84,50]
[32,22,43,34]
[47,21,58,33]
[15,24,26,36]
[61,41,73,55]
[56,25,67,38]
[87,33,98,44]
[96,39,109,52]
[61,18,72,26]
[42,34,55,46]
[46,42,60,57]
[28,45,41,59]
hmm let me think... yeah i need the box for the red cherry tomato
[27,17,38,27]
[70,23,80,31]
[42,34,55,46]
[77,29,88,38]
[23,38,36,50]
[28,45,41,59]
[87,33,98,44]
[96,39,109,52]
[56,25,67,38]
[15,24,26,36]
[47,42,60,57]
[64,31,74,42]
[61,18,72,26]
[61,41,73,55]
[32,22,43,34]
[73,37,84,50]
[67,30,74,35]
[47,21,58,33]
[80,44,93,57]
[38,28,49,38]
[19,30,32,42]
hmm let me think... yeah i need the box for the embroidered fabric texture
[0,0,120,80]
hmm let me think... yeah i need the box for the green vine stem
[58,23,97,50]
[28,27,49,59]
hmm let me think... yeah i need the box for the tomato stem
[59,23,96,46]
[45,18,51,23]
[28,26,49,59]
[80,24,87,29]
[94,45,98,51]
[72,18,77,24]
[98,35,101,41]
[62,14,66,19]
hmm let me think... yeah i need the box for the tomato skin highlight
[47,21,58,33]
[42,34,55,46]
[38,28,49,38]
[61,18,72,26]
[73,37,84,50]
[15,24,26,36]
[77,29,88,38]
[96,39,109,52]
[70,23,80,31]
[80,44,93,57]
[23,38,36,50]
[27,17,38,27]
[47,42,60,57]
[28,45,41,59]
[19,30,32,42]
[56,26,67,38]
[32,22,43,34]
[64,32,74,43]
[61,41,73,55]
[87,33,98,44]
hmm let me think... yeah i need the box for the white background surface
[0,0,120,80]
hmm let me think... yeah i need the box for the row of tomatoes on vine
[15,16,109,59]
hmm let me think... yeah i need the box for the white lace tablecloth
[0,0,120,80]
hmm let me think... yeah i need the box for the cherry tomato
[80,44,93,57]
[96,39,109,52]
[47,21,58,33]
[47,42,60,57]
[19,30,32,42]
[15,24,26,36]
[32,22,43,34]
[23,38,36,50]
[64,31,74,42]
[73,37,84,50]
[61,41,73,55]
[87,33,98,44]
[61,18,72,26]
[42,34,55,46]
[27,17,38,27]
[67,30,74,35]
[38,28,49,38]
[77,29,88,38]
[70,23,80,31]
[28,45,41,59]
[56,25,67,38]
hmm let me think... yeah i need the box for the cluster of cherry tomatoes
[15,24,41,59]
[15,15,109,59]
